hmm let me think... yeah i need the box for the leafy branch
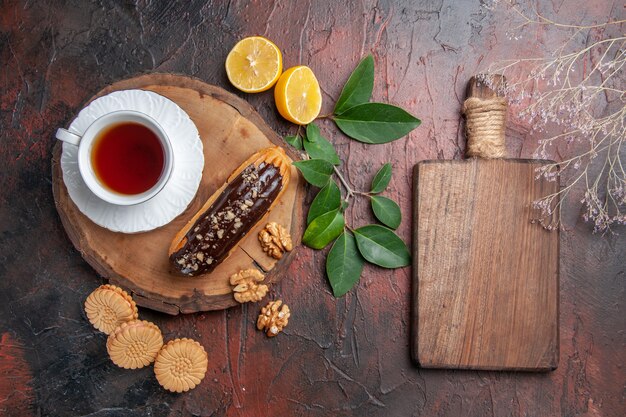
[286,55,420,297]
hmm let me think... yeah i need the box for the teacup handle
[55,128,82,146]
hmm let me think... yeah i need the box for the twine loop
[462,97,507,159]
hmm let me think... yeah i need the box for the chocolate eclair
[169,147,291,276]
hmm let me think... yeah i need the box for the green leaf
[370,163,392,193]
[284,134,303,150]
[304,124,340,165]
[334,55,375,115]
[302,209,345,250]
[334,103,421,144]
[326,232,365,297]
[302,125,315,142]
[353,225,410,268]
[370,195,401,229]
[293,159,334,187]
[307,180,341,224]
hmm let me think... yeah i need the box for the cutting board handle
[463,74,507,159]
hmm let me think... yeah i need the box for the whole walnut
[259,222,293,259]
[230,269,268,303]
[257,300,290,337]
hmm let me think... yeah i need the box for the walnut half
[257,300,290,337]
[229,268,268,303]
[258,222,293,260]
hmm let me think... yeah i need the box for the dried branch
[482,0,626,233]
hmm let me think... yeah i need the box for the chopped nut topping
[229,268,268,303]
[258,222,293,260]
[242,166,259,184]
[257,300,290,337]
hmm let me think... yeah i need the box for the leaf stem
[333,166,373,205]
[333,166,354,196]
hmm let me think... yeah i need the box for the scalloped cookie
[154,338,208,393]
[84,284,138,334]
[106,320,163,369]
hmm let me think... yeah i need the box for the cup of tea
[56,110,174,206]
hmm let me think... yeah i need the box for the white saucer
[60,89,204,233]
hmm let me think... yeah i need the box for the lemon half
[225,36,283,93]
[274,66,322,125]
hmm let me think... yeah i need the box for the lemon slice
[274,66,322,125]
[225,36,283,93]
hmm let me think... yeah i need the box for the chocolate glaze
[171,161,283,276]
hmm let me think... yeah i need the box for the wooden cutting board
[411,76,559,371]
[52,74,305,315]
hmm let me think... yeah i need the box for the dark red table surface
[1,1,624,416]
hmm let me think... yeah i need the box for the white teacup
[56,110,174,206]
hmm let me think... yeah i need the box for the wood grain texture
[52,74,305,314]
[413,159,559,370]
[1,1,624,416]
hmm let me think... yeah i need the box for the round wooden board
[52,73,304,315]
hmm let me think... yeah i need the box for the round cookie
[154,338,208,393]
[84,284,138,334]
[107,320,163,369]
